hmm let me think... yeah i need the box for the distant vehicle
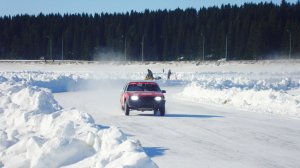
[120,81,166,116]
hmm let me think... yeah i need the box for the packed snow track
[55,80,300,168]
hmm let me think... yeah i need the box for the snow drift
[178,82,300,118]
[0,77,157,168]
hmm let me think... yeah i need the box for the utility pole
[201,33,205,61]
[288,30,292,59]
[124,27,135,61]
[124,36,127,61]
[61,36,64,60]
[141,35,144,62]
[286,29,292,59]
[47,36,53,61]
[225,34,228,61]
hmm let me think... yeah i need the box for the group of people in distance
[145,69,172,80]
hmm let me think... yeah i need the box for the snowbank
[1,70,299,92]
[178,82,300,118]
[0,77,157,168]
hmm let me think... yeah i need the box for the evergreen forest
[0,0,299,61]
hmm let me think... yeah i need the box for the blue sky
[0,0,298,16]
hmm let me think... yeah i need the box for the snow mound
[179,82,300,118]
[0,77,157,168]
[0,71,89,92]
[172,72,300,91]
[1,70,300,93]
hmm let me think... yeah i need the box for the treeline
[0,0,299,61]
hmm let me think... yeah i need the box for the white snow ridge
[0,77,157,168]
[179,81,300,118]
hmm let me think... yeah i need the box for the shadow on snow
[164,114,223,118]
[143,147,169,158]
[136,113,223,118]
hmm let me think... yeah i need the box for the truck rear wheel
[154,106,165,116]
[159,106,165,116]
[124,101,130,116]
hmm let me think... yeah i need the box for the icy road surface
[54,80,300,168]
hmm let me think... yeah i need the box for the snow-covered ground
[1,60,300,167]
[0,77,156,167]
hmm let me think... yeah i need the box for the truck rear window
[127,83,161,92]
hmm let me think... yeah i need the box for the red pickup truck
[120,81,166,116]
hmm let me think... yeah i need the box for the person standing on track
[167,69,172,80]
